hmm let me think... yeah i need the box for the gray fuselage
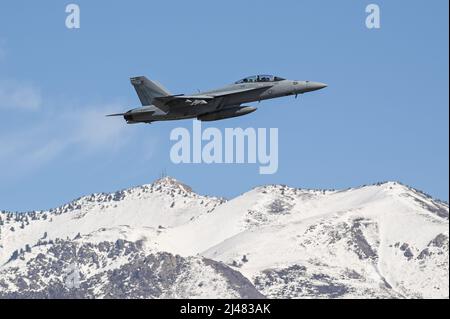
[120,76,327,123]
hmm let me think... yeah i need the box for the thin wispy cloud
[0,43,157,182]
[0,103,142,178]
[70,107,131,151]
[0,43,41,110]
[0,48,155,180]
[0,34,160,211]
[0,80,42,110]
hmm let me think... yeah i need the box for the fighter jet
[107,75,327,123]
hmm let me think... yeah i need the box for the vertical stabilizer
[130,76,171,106]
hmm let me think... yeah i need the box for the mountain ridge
[0,177,448,298]
[2,177,447,215]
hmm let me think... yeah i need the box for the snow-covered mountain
[0,177,448,299]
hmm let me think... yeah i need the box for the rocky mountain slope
[0,177,448,298]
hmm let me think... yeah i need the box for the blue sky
[0,0,448,211]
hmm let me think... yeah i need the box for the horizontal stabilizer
[106,113,125,117]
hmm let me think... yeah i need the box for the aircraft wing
[153,85,273,108]
[151,95,214,108]
[207,84,273,97]
[154,95,214,103]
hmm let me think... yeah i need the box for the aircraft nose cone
[307,81,327,91]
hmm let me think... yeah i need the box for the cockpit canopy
[235,75,286,84]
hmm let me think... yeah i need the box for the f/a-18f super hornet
[107,75,327,123]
